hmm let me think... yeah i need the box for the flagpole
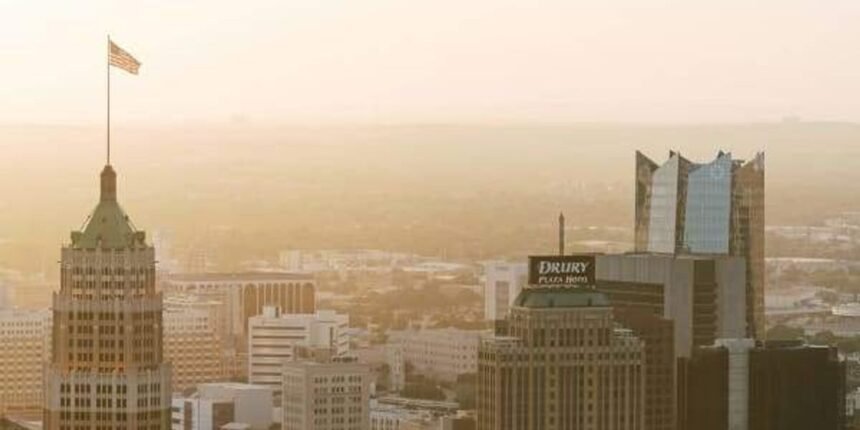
[107,35,111,166]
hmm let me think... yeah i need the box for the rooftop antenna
[558,212,565,256]
[107,35,111,166]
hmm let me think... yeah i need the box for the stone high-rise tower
[478,288,646,430]
[44,165,172,429]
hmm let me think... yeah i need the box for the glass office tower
[634,151,765,339]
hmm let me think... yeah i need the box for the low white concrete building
[370,403,432,430]
[389,328,486,383]
[171,383,273,430]
[248,307,349,399]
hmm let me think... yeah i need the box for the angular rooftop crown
[70,165,146,249]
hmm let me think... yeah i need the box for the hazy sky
[2,0,859,125]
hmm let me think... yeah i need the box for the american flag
[109,40,141,75]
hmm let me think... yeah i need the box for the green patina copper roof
[70,165,146,249]
[513,288,610,309]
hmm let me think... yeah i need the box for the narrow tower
[44,165,172,429]
[558,211,565,255]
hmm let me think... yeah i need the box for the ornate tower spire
[100,164,117,202]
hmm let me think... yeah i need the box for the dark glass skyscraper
[634,151,765,339]
[677,340,845,430]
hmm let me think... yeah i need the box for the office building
[846,388,860,429]
[0,309,51,415]
[440,415,476,430]
[170,383,273,430]
[482,261,528,321]
[163,293,227,341]
[163,272,316,350]
[388,328,485,383]
[596,253,747,357]
[678,339,845,430]
[248,307,349,399]
[163,303,227,391]
[282,356,371,430]
[478,288,645,430]
[0,282,12,309]
[634,151,765,338]
[279,249,425,275]
[676,339,729,430]
[44,165,172,429]
[384,344,406,393]
[612,308,675,430]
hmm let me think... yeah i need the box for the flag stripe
[109,41,141,75]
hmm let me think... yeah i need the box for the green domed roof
[513,288,610,309]
[70,165,146,249]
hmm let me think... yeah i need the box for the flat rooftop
[167,272,313,282]
[198,382,272,391]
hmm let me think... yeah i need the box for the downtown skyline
[1,3,859,429]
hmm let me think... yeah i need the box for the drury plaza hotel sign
[528,255,596,288]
